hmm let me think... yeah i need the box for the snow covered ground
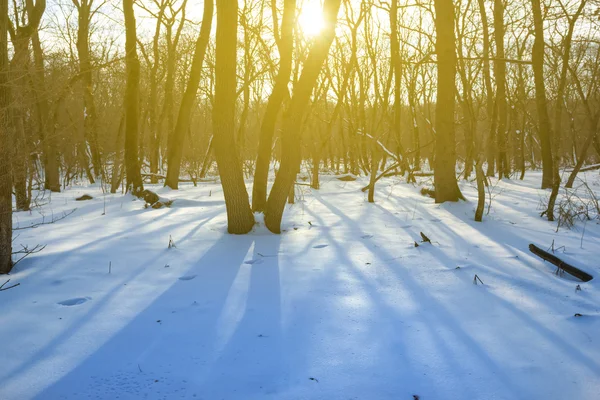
[1,171,600,400]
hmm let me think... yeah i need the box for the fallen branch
[12,244,47,267]
[0,279,20,291]
[141,173,217,183]
[529,244,593,282]
[565,163,600,173]
[14,209,77,231]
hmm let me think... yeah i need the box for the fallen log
[529,244,593,282]
[565,163,600,173]
[141,173,217,183]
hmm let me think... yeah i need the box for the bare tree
[212,0,255,233]
[252,0,296,212]
[531,0,554,189]
[433,0,464,203]
[165,0,213,189]
[264,0,342,233]
[73,0,103,181]
[123,0,143,194]
[0,0,13,274]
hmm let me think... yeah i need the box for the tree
[123,0,144,195]
[531,0,554,189]
[165,0,213,189]
[8,0,46,211]
[493,0,509,178]
[212,0,255,234]
[252,0,296,212]
[29,0,60,192]
[264,0,343,233]
[433,0,464,203]
[0,0,12,274]
[73,0,103,181]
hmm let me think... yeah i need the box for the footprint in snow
[58,297,91,306]
[313,244,328,249]
[178,275,197,281]
[244,259,263,265]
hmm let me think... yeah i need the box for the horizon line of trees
[1,0,600,274]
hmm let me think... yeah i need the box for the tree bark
[212,0,255,234]
[165,0,213,189]
[0,0,13,274]
[264,0,342,233]
[252,0,296,211]
[433,0,464,203]
[74,0,102,180]
[123,0,144,195]
[531,0,554,189]
[30,22,60,192]
[493,0,509,178]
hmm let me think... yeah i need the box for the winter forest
[1,0,600,398]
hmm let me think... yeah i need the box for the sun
[298,1,325,37]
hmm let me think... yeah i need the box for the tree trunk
[476,0,495,177]
[264,0,342,233]
[546,0,586,214]
[212,0,255,234]
[30,28,60,192]
[493,0,509,178]
[75,0,102,180]
[123,0,144,195]
[0,0,12,274]
[475,160,485,222]
[165,0,213,189]
[531,0,554,189]
[252,0,296,211]
[433,0,464,203]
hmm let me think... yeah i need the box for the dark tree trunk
[476,0,495,177]
[165,0,213,189]
[531,0,554,189]
[30,26,60,192]
[75,0,102,180]
[252,0,296,212]
[493,0,509,178]
[212,0,255,234]
[433,0,464,203]
[545,0,586,215]
[123,0,144,195]
[0,0,12,274]
[264,0,342,233]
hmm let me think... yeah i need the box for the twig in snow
[14,209,77,230]
[473,274,484,285]
[12,244,46,267]
[0,279,20,291]
[420,232,431,243]
[168,235,176,249]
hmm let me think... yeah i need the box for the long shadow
[29,233,255,399]
[310,193,565,399]
[194,234,285,398]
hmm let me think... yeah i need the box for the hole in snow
[313,244,328,249]
[58,297,91,306]
[178,275,197,281]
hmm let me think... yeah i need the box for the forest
[1,0,600,399]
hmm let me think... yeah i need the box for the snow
[1,172,600,400]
